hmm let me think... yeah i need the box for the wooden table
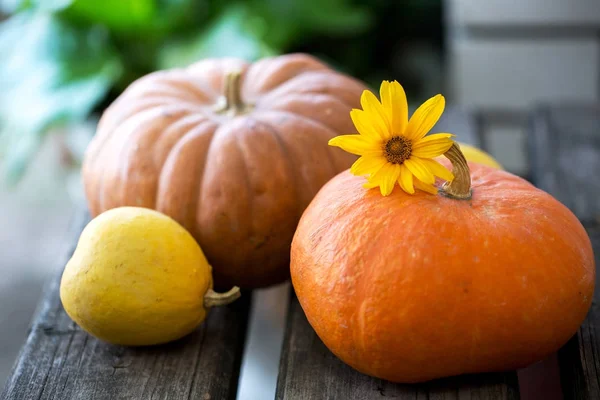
[2,106,599,399]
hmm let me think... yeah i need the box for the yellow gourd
[455,142,503,169]
[60,207,240,346]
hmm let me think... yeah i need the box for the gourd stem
[441,142,472,200]
[222,70,244,112]
[204,286,241,308]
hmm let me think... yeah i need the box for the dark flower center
[385,136,412,164]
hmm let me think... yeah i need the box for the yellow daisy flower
[328,81,455,196]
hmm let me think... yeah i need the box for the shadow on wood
[557,226,600,400]
[1,212,252,400]
[528,104,600,400]
[276,294,520,400]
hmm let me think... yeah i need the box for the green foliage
[0,0,442,183]
[62,0,202,38]
[0,10,122,183]
[158,3,276,70]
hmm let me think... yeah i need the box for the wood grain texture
[528,104,600,400]
[276,110,520,400]
[276,296,520,400]
[1,211,251,400]
[528,104,600,225]
[557,226,600,400]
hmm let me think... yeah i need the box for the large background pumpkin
[82,53,366,288]
[291,154,595,383]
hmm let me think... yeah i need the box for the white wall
[445,0,600,174]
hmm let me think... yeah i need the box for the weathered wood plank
[528,104,600,400]
[528,104,600,225]
[557,226,600,400]
[276,296,520,400]
[1,211,251,400]
[276,109,521,399]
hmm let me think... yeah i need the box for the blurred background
[0,0,598,396]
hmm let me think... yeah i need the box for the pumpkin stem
[214,70,248,115]
[441,142,472,200]
[204,286,241,308]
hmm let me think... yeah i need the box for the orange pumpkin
[290,144,595,383]
[82,53,367,288]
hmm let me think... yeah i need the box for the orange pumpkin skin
[82,53,366,288]
[291,162,595,383]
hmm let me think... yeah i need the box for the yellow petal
[404,94,445,141]
[398,164,415,194]
[416,157,454,181]
[411,138,454,158]
[363,180,379,189]
[363,167,385,189]
[350,156,387,176]
[360,90,392,139]
[412,133,455,147]
[414,179,438,195]
[328,135,381,156]
[350,109,387,140]
[380,80,408,136]
[381,163,401,196]
[404,157,435,184]
[367,163,400,196]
